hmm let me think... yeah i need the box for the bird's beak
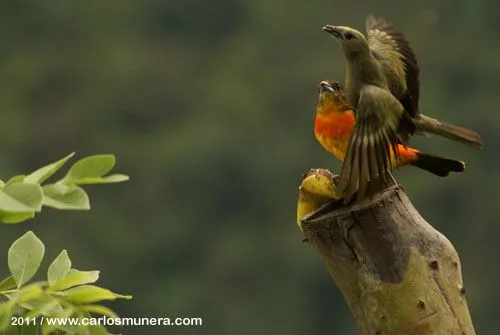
[319,81,334,94]
[322,25,342,39]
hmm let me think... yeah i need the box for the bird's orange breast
[314,110,418,166]
[314,111,355,161]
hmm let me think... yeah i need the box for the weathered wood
[301,184,475,335]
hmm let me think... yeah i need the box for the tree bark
[301,183,475,335]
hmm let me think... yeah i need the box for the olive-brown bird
[322,16,483,202]
[315,80,465,198]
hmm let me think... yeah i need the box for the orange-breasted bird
[315,80,467,193]
[322,16,483,201]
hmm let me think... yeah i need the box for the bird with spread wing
[322,15,482,202]
[315,79,465,181]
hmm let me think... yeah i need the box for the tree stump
[300,182,475,335]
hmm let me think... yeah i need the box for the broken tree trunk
[301,181,475,335]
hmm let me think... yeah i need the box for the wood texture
[301,184,475,335]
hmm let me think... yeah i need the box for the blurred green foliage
[0,0,497,334]
[0,154,129,334]
[3,232,131,335]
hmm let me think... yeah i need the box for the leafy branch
[0,153,131,334]
[0,153,129,224]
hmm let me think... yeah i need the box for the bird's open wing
[337,85,406,202]
[366,15,420,125]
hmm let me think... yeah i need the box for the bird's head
[322,25,368,55]
[317,80,351,114]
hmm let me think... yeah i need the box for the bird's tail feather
[411,152,465,177]
[416,114,483,149]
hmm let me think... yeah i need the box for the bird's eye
[333,82,342,90]
[344,32,354,40]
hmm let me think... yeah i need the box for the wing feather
[366,15,420,124]
[337,85,404,202]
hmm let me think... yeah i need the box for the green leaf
[47,250,71,285]
[0,211,35,224]
[40,307,78,335]
[42,306,81,335]
[10,283,44,303]
[0,301,14,332]
[69,174,130,185]
[63,155,116,183]
[0,181,43,223]
[0,182,43,223]
[63,285,132,304]
[22,293,63,316]
[6,175,26,186]
[80,304,118,319]
[0,180,4,188]
[0,302,11,317]
[42,184,90,210]
[0,182,43,212]
[78,310,119,335]
[8,231,45,288]
[24,152,75,184]
[0,277,17,291]
[50,269,99,291]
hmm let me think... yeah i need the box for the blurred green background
[0,0,497,334]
